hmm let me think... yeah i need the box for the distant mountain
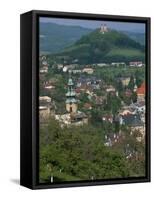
[40,22,92,54]
[54,28,145,64]
[121,31,145,45]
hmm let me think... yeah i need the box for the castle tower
[66,75,78,113]
[100,24,108,34]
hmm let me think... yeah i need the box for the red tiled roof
[137,82,145,95]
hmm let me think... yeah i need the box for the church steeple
[66,73,78,113]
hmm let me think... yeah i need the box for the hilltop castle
[100,24,108,34]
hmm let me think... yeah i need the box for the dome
[68,78,74,86]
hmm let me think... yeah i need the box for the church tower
[66,75,78,113]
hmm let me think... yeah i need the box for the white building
[82,68,94,74]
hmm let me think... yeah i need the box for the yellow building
[120,77,130,87]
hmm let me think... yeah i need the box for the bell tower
[66,74,78,113]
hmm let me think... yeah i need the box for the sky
[40,17,145,33]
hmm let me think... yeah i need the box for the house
[130,101,145,113]
[78,84,93,93]
[129,61,143,67]
[63,66,69,72]
[39,106,51,120]
[70,111,88,125]
[119,107,136,116]
[83,103,92,110]
[106,85,116,92]
[95,96,105,105]
[39,96,51,103]
[72,69,82,74]
[75,88,81,96]
[137,82,145,102]
[120,113,142,126]
[55,113,71,126]
[82,68,94,74]
[40,66,48,73]
[96,63,108,67]
[40,55,46,61]
[111,62,126,67]
[55,111,88,127]
[90,78,101,89]
[86,89,94,97]
[39,96,55,122]
[62,64,77,72]
[44,85,55,90]
[43,81,55,90]
[120,113,145,140]
[76,77,91,87]
[57,64,63,69]
[118,77,130,87]
[42,60,48,66]
[136,101,145,113]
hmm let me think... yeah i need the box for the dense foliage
[40,22,92,54]
[54,29,145,64]
[40,118,145,183]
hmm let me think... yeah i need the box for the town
[39,53,145,162]
[39,24,146,182]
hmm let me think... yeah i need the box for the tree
[128,75,135,90]
[135,70,145,87]
[39,119,133,183]
[131,91,137,103]
[105,93,121,115]
[116,80,124,93]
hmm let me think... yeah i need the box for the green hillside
[40,22,92,54]
[55,29,145,64]
[121,31,145,45]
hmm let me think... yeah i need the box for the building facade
[66,77,78,113]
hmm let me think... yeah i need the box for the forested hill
[55,29,145,64]
[40,22,92,54]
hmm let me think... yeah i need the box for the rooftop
[39,96,51,102]
[137,82,145,95]
[121,114,144,127]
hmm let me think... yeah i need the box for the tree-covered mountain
[40,22,92,54]
[121,31,145,45]
[54,29,145,64]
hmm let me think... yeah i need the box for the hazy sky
[40,17,145,33]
